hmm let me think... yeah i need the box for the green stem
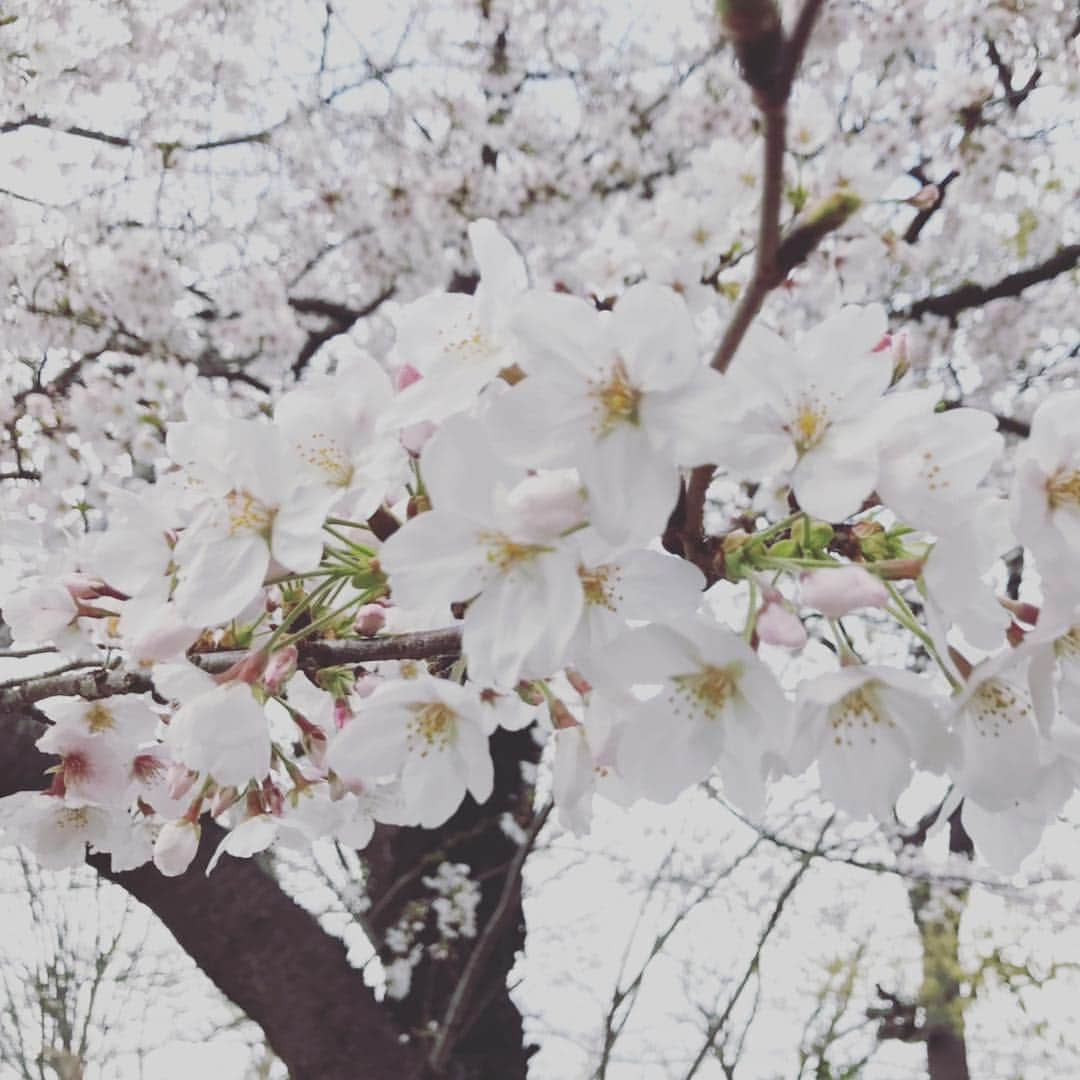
[744,577,760,643]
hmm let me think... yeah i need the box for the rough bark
[1,703,540,1079]
[363,726,542,1079]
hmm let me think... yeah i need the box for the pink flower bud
[333,699,353,729]
[153,820,201,877]
[215,649,269,686]
[353,603,387,636]
[757,600,807,649]
[263,646,298,692]
[800,565,889,618]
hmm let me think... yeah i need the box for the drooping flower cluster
[2,217,1078,882]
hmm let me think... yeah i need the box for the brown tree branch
[902,244,1080,323]
[0,706,426,1080]
[0,627,463,709]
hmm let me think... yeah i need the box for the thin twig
[0,627,463,709]
[428,801,553,1074]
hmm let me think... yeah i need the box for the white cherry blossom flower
[169,414,338,626]
[722,306,930,522]
[166,681,273,789]
[1011,391,1080,593]
[487,283,729,544]
[878,406,1002,534]
[274,352,408,519]
[327,674,494,828]
[788,665,948,820]
[380,416,586,688]
[949,654,1046,812]
[585,618,790,816]
[382,219,529,427]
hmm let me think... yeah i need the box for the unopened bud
[215,649,269,686]
[800,565,889,618]
[263,646,298,693]
[757,600,807,649]
[353,603,387,636]
[333,699,353,729]
[153,820,201,877]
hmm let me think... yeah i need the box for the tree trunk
[1,705,540,1079]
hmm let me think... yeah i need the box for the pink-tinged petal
[611,283,698,392]
[583,427,679,544]
[509,292,608,381]
[470,219,529,301]
[420,414,519,519]
[380,511,487,610]
[174,533,269,627]
[756,601,807,649]
[792,440,877,522]
[402,751,464,827]
[800,566,888,618]
[640,369,732,465]
[486,377,591,468]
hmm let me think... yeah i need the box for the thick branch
[0,705,424,1080]
[903,244,1080,322]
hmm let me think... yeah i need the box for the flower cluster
[2,219,1078,880]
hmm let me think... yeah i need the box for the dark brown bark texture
[0,705,540,1080]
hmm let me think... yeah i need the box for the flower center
[671,664,740,721]
[829,685,893,746]
[299,433,354,487]
[969,677,1032,736]
[787,398,831,453]
[443,317,498,363]
[407,703,456,755]
[57,806,91,830]
[479,532,552,573]
[1055,626,1080,662]
[85,702,115,733]
[1046,468,1080,510]
[589,359,642,436]
[579,564,619,611]
[226,490,275,537]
